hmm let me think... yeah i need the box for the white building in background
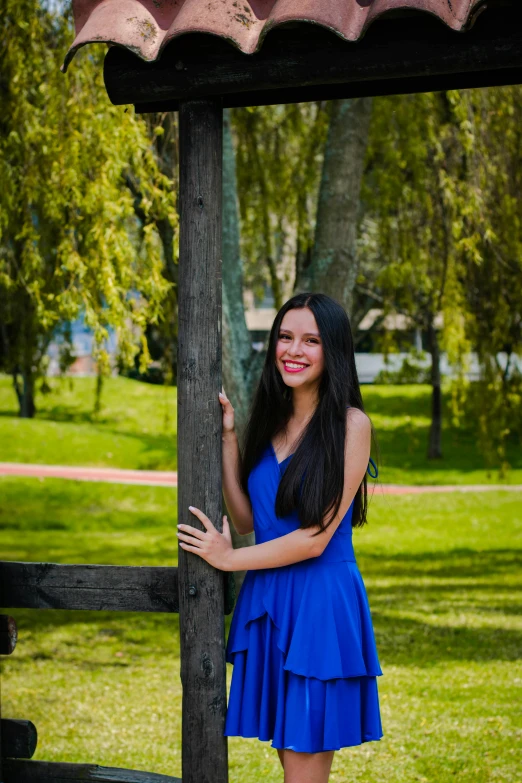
[45,288,519,382]
[243,287,520,383]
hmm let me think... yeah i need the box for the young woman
[177,292,383,783]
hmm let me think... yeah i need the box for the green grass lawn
[1,477,521,782]
[1,373,521,483]
[0,375,177,471]
[363,384,522,485]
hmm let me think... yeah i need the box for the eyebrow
[279,329,321,338]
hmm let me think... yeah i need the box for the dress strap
[367,457,378,479]
[346,405,379,479]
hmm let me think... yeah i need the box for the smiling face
[275,307,325,390]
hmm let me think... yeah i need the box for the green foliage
[454,86,522,475]
[363,91,466,336]
[0,0,175,414]
[361,88,522,471]
[231,103,329,303]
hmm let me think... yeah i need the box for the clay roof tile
[63,0,485,71]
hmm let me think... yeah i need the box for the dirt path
[1,462,521,494]
[0,462,178,487]
[374,483,522,495]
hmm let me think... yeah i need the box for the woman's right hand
[218,387,235,436]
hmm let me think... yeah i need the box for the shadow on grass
[370,611,522,666]
[359,548,522,579]
[94,429,177,470]
[3,546,521,669]
[5,603,520,669]
[4,610,181,663]
[2,608,179,633]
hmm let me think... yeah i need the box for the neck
[290,384,319,425]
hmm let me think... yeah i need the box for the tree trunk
[14,368,36,419]
[94,365,103,415]
[296,97,373,312]
[222,108,260,589]
[427,320,443,459]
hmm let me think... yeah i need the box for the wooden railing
[0,560,235,783]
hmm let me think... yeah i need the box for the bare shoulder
[345,407,371,463]
[346,406,371,434]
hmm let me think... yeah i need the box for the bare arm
[223,408,371,570]
[178,407,372,571]
[222,430,254,536]
[220,389,254,536]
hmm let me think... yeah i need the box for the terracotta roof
[63,0,486,72]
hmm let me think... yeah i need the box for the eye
[278,333,319,344]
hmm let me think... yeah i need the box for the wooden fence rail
[2,759,181,783]
[0,563,179,613]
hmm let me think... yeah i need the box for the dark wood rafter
[177,97,228,783]
[101,2,522,113]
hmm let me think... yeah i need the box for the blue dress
[224,436,383,753]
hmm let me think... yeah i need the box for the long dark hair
[239,292,377,534]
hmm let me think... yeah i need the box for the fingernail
[188,506,194,510]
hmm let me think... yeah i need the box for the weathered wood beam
[0,615,17,654]
[134,64,522,112]
[177,99,228,783]
[1,720,38,760]
[0,563,178,613]
[101,1,522,112]
[2,759,181,782]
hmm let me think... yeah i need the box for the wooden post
[0,617,17,657]
[1,656,3,783]
[177,98,227,783]
[1,719,38,760]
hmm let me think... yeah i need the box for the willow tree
[232,102,329,308]
[360,86,522,468]
[0,0,174,416]
[456,86,522,474]
[232,99,374,316]
[361,90,475,459]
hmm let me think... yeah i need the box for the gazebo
[1,1,521,781]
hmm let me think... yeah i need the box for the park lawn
[0,374,178,471]
[363,384,522,485]
[1,374,521,484]
[1,477,521,783]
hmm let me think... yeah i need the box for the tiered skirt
[224,558,383,752]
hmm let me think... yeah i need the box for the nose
[285,341,305,358]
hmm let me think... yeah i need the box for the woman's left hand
[177,507,234,571]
